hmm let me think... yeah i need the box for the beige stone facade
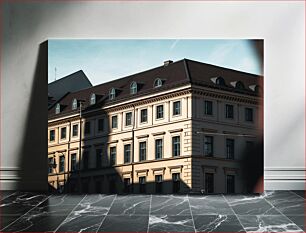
[48,59,262,194]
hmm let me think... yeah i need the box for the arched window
[55,103,61,114]
[109,88,116,100]
[216,77,225,86]
[154,78,163,88]
[90,93,96,105]
[130,82,137,94]
[72,98,78,110]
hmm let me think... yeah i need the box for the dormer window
[72,98,78,110]
[230,81,245,89]
[55,103,61,114]
[154,78,163,88]
[211,76,225,86]
[109,88,116,100]
[249,84,261,93]
[130,82,138,94]
[90,93,96,105]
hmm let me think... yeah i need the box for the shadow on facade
[48,106,190,194]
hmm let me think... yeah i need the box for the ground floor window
[123,178,131,193]
[139,176,146,194]
[205,173,214,194]
[172,173,180,193]
[226,175,235,194]
[155,175,163,194]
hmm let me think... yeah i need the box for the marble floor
[0,190,304,232]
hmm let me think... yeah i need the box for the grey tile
[149,215,194,232]
[108,195,150,215]
[56,214,105,232]
[0,192,49,215]
[193,215,245,232]
[264,191,304,215]
[73,194,116,215]
[98,215,148,232]
[189,195,234,215]
[286,215,305,231]
[1,214,68,232]
[0,215,22,231]
[291,191,305,199]
[238,215,303,232]
[224,194,280,215]
[151,195,191,216]
[0,191,16,201]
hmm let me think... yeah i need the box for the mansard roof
[49,59,262,119]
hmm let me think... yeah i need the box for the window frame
[90,93,96,105]
[59,155,65,173]
[204,136,214,157]
[49,129,55,142]
[124,144,131,164]
[55,103,61,114]
[72,98,78,110]
[139,141,147,161]
[140,108,148,123]
[204,100,213,116]
[154,78,163,88]
[156,105,164,119]
[111,115,118,129]
[71,153,77,171]
[109,88,116,100]
[72,124,78,137]
[125,112,132,126]
[172,135,181,157]
[155,138,163,159]
[173,101,181,116]
[245,107,253,122]
[225,104,234,119]
[84,121,91,135]
[130,82,138,94]
[110,146,116,166]
[60,127,66,140]
[226,138,235,159]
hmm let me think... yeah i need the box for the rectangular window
[245,108,253,122]
[98,118,104,132]
[226,175,235,194]
[204,100,213,115]
[125,112,132,126]
[225,104,234,119]
[83,151,89,170]
[172,173,180,193]
[155,175,163,194]
[110,147,116,166]
[60,127,66,140]
[156,105,164,119]
[155,139,163,159]
[139,176,146,194]
[124,144,131,164]
[123,178,130,193]
[71,153,77,171]
[49,130,55,142]
[173,101,181,116]
[84,121,91,134]
[59,156,65,173]
[72,124,78,137]
[48,158,54,174]
[112,116,118,129]
[140,109,148,123]
[172,136,180,156]
[96,149,102,168]
[139,141,146,161]
[204,136,214,157]
[226,139,235,159]
[205,173,214,194]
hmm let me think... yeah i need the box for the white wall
[1,1,304,190]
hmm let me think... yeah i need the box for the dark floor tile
[189,195,234,215]
[224,195,280,215]
[0,191,16,201]
[149,215,194,232]
[47,194,86,205]
[56,214,105,232]
[0,192,49,215]
[98,215,148,232]
[1,214,68,232]
[0,215,22,231]
[151,195,191,216]
[193,215,245,232]
[108,195,150,215]
[291,190,305,199]
[73,194,115,215]
[286,215,305,231]
[238,215,303,232]
[264,191,304,215]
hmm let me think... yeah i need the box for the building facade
[48,59,263,194]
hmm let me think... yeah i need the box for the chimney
[164,60,173,67]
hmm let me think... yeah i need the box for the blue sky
[48,39,262,85]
